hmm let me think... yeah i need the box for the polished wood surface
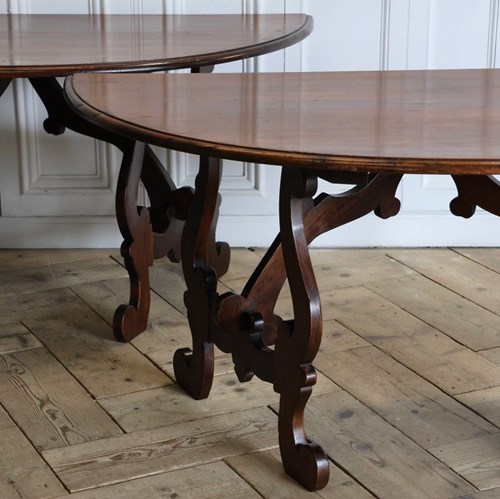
[66,68,500,491]
[0,14,312,77]
[68,69,500,174]
[0,13,313,343]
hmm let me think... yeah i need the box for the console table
[65,69,500,491]
[0,13,313,341]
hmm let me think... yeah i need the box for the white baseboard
[0,212,498,249]
[217,212,500,248]
[0,217,123,248]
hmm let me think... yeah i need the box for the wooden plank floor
[0,247,499,498]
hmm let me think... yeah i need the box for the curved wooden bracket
[218,172,403,346]
[213,301,275,384]
[274,168,329,491]
[112,142,154,342]
[450,175,500,218]
[29,77,203,341]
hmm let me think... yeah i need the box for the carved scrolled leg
[274,168,329,491]
[32,77,197,341]
[217,173,403,348]
[174,156,228,400]
[173,266,216,400]
[113,142,154,342]
[451,175,500,217]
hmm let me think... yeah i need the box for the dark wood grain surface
[67,69,500,174]
[0,14,312,77]
[65,66,500,493]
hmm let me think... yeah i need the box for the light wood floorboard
[0,248,499,497]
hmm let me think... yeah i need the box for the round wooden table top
[66,69,500,175]
[0,14,312,77]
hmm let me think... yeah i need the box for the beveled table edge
[65,69,500,176]
[0,13,313,77]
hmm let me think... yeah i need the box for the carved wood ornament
[64,68,500,490]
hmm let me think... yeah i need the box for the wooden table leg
[173,168,402,490]
[112,141,154,341]
[212,170,403,490]
[141,145,194,263]
[173,156,230,400]
[275,168,330,491]
[29,77,198,341]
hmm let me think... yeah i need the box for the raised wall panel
[0,1,120,218]
[302,0,384,71]
[386,0,434,70]
[403,0,497,217]
[157,0,288,219]
[9,0,91,14]
[14,82,112,189]
[0,0,499,246]
[405,0,433,69]
[428,0,491,68]
[494,0,500,67]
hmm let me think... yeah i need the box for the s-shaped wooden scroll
[112,141,195,342]
[175,162,402,491]
[274,168,330,491]
[29,77,194,342]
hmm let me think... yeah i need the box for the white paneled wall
[0,1,499,247]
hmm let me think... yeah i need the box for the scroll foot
[173,266,217,400]
[274,168,330,490]
[113,142,154,342]
[280,431,330,491]
[173,343,214,400]
[113,204,154,341]
[450,195,476,218]
[174,157,226,399]
[276,335,329,491]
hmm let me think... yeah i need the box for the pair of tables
[0,12,312,341]
[4,13,500,492]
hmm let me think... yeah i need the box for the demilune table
[65,69,500,491]
[0,13,313,341]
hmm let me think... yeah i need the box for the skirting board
[0,213,498,248]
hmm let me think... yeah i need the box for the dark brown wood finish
[65,69,500,491]
[67,69,500,174]
[1,13,312,341]
[173,156,229,400]
[0,14,312,76]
